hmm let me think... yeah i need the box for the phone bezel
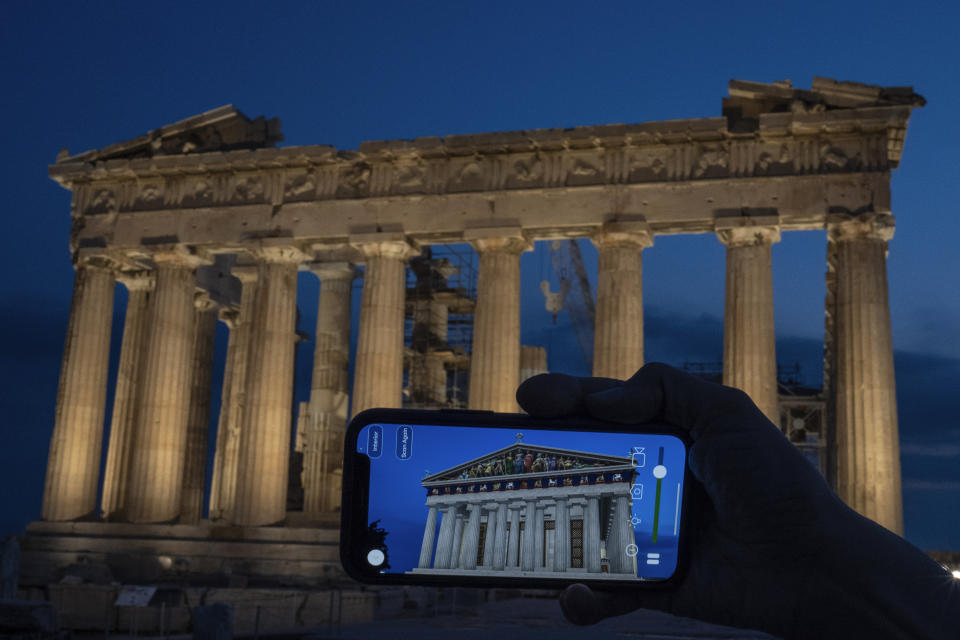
[340,407,694,591]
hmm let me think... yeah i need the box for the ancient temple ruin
[21,76,923,630]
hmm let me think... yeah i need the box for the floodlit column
[434,506,456,569]
[585,496,601,573]
[125,248,207,523]
[482,505,497,568]
[100,272,153,520]
[232,245,307,527]
[459,504,482,570]
[615,494,635,574]
[418,505,439,569]
[829,213,903,535]
[492,502,508,570]
[351,238,419,416]
[521,499,537,571]
[208,268,257,521]
[451,510,465,569]
[605,493,620,571]
[179,293,218,524]
[519,346,548,384]
[303,263,356,515]
[716,218,781,422]
[507,504,521,567]
[42,255,116,521]
[533,503,545,571]
[553,498,570,572]
[591,221,653,379]
[468,233,531,412]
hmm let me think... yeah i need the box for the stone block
[47,583,116,630]
[193,602,233,640]
[116,605,190,634]
[205,588,304,634]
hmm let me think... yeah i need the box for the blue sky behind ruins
[0,1,957,549]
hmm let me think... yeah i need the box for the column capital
[147,244,214,269]
[250,240,311,264]
[194,290,217,312]
[715,216,781,247]
[217,306,240,329]
[465,227,532,255]
[231,264,259,284]
[350,233,421,260]
[116,271,155,292]
[827,213,895,243]
[302,261,360,281]
[592,220,653,250]
[75,248,122,272]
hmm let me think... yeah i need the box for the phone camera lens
[366,548,385,567]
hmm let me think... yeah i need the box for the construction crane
[540,239,596,372]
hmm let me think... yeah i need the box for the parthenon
[35,75,923,561]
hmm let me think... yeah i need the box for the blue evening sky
[0,1,957,550]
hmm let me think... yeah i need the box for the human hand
[516,363,957,640]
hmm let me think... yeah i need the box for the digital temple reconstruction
[411,442,638,578]
[25,77,923,597]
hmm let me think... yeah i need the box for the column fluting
[830,213,903,534]
[591,222,653,380]
[716,219,781,422]
[492,502,508,570]
[468,235,530,412]
[418,505,439,568]
[351,240,419,416]
[232,246,306,526]
[521,499,537,571]
[533,503,545,571]
[451,511,465,569]
[179,293,218,524]
[585,495,601,573]
[434,506,456,569]
[459,504,482,570]
[615,494,635,574]
[42,256,116,521]
[482,505,497,568]
[124,249,205,523]
[100,272,153,520]
[553,498,570,572]
[507,505,521,568]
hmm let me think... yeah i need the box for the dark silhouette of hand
[516,363,957,640]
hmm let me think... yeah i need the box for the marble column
[232,246,306,527]
[492,502,508,570]
[591,221,653,380]
[829,213,903,535]
[100,272,153,520]
[521,499,537,571]
[350,238,419,416]
[418,505,439,569]
[459,505,482,570]
[125,248,206,523]
[615,494,635,574]
[179,293,218,524]
[519,346,548,384]
[533,503,545,571]
[451,511,465,569]
[553,498,570,572]
[585,496,601,573]
[716,218,781,423]
[208,268,257,521]
[42,255,116,521]
[482,505,497,568]
[468,233,531,412]
[434,506,456,569]
[507,505,521,568]
[303,263,356,515]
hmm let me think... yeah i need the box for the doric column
[533,502,545,571]
[100,271,153,520]
[521,499,537,571]
[553,498,570,572]
[615,494,635,574]
[468,231,531,412]
[208,268,257,521]
[829,213,903,534]
[519,346,548,384]
[350,237,419,416]
[459,504,482,569]
[716,218,781,422]
[302,263,356,515]
[451,510,465,569]
[232,245,307,527]
[42,254,116,521]
[434,506,456,569]
[125,247,207,523]
[179,292,218,524]
[591,221,653,379]
[418,505,439,569]
[492,502,508,570]
[507,504,521,568]
[585,496,601,573]
[482,505,497,567]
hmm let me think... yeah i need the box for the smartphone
[340,408,692,589]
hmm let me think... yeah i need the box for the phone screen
[355,422,687,582]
